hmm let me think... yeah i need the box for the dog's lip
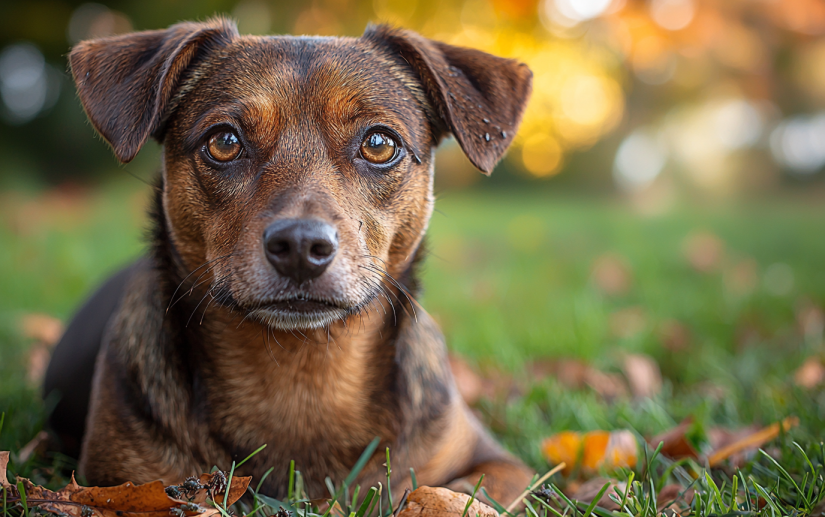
[257,296,348,313]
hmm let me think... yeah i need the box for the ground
[1,178,824,514]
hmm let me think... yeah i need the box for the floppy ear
[69,18,238,163]
[364,26,532,174]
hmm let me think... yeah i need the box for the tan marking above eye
[207,131,242,162]
[360,132,398,164]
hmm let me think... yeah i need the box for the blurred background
[2,0,825,472]
[2,0,825,192]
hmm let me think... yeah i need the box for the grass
[1,177,825,515]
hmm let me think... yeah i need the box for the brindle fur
[59,17,533,503]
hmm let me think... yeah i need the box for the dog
[43,17,534,504]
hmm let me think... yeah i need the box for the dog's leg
[43,261,140,456]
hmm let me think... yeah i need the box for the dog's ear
[69,18,238,163]
[364,26,532,174]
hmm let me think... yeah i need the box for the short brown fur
[66,17,533,503]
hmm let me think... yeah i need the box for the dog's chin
[249,299,351,330]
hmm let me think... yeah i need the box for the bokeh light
[0,0,824,189]
[0,44,59,125]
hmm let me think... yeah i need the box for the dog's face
[70,19,532,330]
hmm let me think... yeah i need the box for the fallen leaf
[396,486,498,517]
[0,452,250,517]
[1,451,8,485]
[20,313,65,385]
[724,258,758,296]
[542,430,637,476]
[609,307,647,339]
[796,302,824,342]
[27,344,52,385]
[794,357,825,389]
[449,355,484,405]
[542,432,582,475]
[20,313,64,347]
[591,254,632,296]
[656,484,694,512]
[15,431,50,464]
[707,417,799,467]
[621,354,662,398]
[648,418,699,460]
[658,319,691,352]
[683,232,724,273]
[568,478,623,510]
[527,359,627,399]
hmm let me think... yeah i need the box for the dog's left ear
[364,26,532,174]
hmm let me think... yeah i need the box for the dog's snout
[264,219,338,283]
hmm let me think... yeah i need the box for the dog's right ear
[69,18,238,163]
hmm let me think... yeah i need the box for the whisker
[167,254,232,312]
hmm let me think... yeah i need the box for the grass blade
[582,482,609,517]
[16,481,28,517]
[236,444,267,469]
[461,474,484,517]
[355,487,377,517]
[344,438,381,489]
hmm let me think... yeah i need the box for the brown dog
[45,17,533,504]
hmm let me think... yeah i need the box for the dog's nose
[264,219,338,283]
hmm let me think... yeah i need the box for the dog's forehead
[197,35,418,108]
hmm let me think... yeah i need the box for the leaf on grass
[20,313,64,346]
[449,355,484,406]
[647,418,699,460]
[528,360,628,399]
[568,478,624,511]
[0,452,250,517]
[1,451,9,485]
[542,430,637,476]
[621,354,661,398]
[794,357,825,389]
[707,417,798,467]
[396,486,498,517]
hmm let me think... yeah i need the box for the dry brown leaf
[527,359,627,399]
[396,486,498,517]
[591,254,632,296]
[0,452,250,517]
[568,478,624,510]
[1,451,9,485]
[658,319,691,352]
[707,417,799,467]
[621,354,662,398]
[15,431,50,464]
[20,313,64,346]
[648,418,699,460]
[609,307,647,339]
[449,355,484,405]
[794,357,825,389]
[683,232,725,273]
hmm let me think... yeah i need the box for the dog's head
[70,18,531,330]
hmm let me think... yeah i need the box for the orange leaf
[0,451,249,517]
[707,417,798,467]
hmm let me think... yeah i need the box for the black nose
[264,219,338,283]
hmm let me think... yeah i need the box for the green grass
[1,178,825,515]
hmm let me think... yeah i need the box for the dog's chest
[199,327,396,472]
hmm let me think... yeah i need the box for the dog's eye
[360,132,398,164]
[206,131,242,162]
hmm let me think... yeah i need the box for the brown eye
[206,131,242,162]
[360,132,398,164]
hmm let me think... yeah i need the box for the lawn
[1,178,824,515]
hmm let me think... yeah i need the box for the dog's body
[44,19,533,502]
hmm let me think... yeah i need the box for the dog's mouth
[246,292,375,330]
